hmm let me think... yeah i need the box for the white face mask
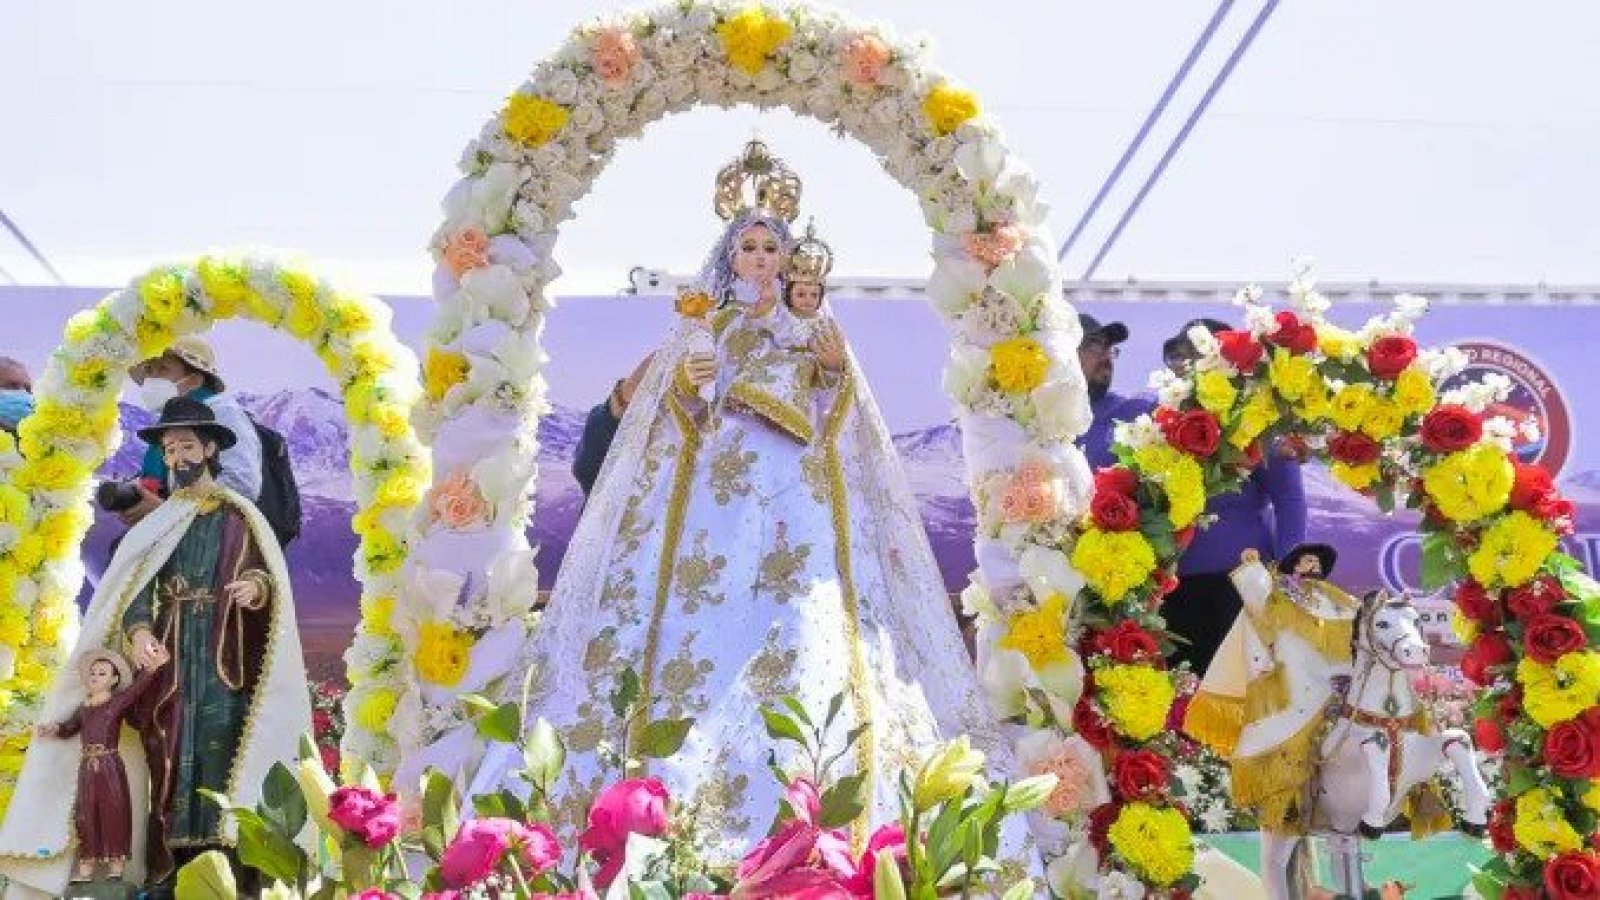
[137,378,180,412]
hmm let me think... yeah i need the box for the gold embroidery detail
[566,700,608,754]
[675,530,728,615]
[727,382,815,444]
[799,450,830,505]
[600,569,641,624]
[708,430,757,505]
[743,626,800,702]
[583,629,619,674]
[756,523,812,605]
[657,631,715,718]
[637,391,702,752]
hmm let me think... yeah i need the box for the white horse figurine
[1262,590,1492,900]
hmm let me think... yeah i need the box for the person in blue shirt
[572,354,654,498]
[1160,319,1307,677]
[1073,313,1157,471]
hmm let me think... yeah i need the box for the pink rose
[516,821,562,874]
[734,821,854,898]
[840,33,891,87]
[440,819,514,888]
[421,894,461,900]
[784,776,821,824]
[590,27,642,88]
[442,227,490,278]
[328,786,402,849]
[960,224,1026,272]
[580,778,671,887]
[354,891,398,900]
[844,823,907,895]
[429,471,492,530]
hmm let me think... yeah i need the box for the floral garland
[1031,265,1600,897]
[406,0,1092,822]
[0,253,428,811]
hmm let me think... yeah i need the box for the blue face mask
[0,389,33,431]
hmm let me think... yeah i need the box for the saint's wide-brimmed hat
[136,396,237,450]
[1278,542,1338,577]
[77,646,133,689]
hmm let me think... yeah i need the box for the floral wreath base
[0,252,429,814]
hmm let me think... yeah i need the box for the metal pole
[0,208,65,285]
[1056,0,1236,264]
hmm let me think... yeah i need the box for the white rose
[787,49,821,83]
[943,343,991,405]
[751,67,783,94]
[460,265,531,328]
[636,85,668,120]
[662,72,697,104]
[537,66,580,106]
[655,37,700,74]
[1031,380,1090,442]
[869,96,901,128]
[570,100,605,136]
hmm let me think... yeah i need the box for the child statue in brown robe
[36,647,168,883]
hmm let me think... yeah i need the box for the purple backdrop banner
[1,286,1592,676]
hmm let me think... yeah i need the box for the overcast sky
[3,1,1597,294]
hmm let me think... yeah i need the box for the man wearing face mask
[121,337,262,527]
[0,356,32,394]
[1073,313,1156,470]
[0,386,33,437]
[0,397,311,899]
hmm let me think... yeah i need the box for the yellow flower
[66,356,114,392]
[134,318,173,360]
[1468,511,1558,588]
[1583,780,1600,814]
[279,268,320,305]
[138,269,187,326]
[370,404,412,440]
[1330,383,1376,432]
[13,656,50,694]
[375,473,425,512]
[1512,787,1583,859]
[354,687,398,733]
[999,593,1071,670]
[1297,379,1332,422]
[0,608,29,648]
[1360,400,1406,441]
[63,308,116,344]
[36,507,90,560]
[424,347,471,402]
[1097,664,1176,742]
[922,83,981,136]
[0,486,28,528]
[1231,388,1280,449]
[329,294,376,336]
[1393,366,1437,416]
[1194,370,1237,416]
[1107,802,1195,886]
[349,339,399,383]
[196,256,255,312]
[415,621,474,687]
[1330,461,1380,491]
[361,529,405,576]
[1071,529,1157,604]
[1132,444,1206,528]
[1316,324,1361,361]
[912,735,986,810]
[31,595,71,646]
[19,401,90,443]
[989,337,1050,395]
[1517,651,1600,728]
[1449,608,1480,645]
[503,93,570,148]
[13,452,88,493]
[1424,444,1513,524]
[285,295,327,342]
[0,751,24,774]
[1267,350,1316,402]
[716,6,794,75]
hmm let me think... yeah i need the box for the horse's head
[1354,590,1430,671]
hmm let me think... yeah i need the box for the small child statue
[36,646,168,883]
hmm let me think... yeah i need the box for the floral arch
[0,253,429,817]
[1052,274,1600,896]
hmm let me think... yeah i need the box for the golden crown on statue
[713,138,802,223]
[785,218,833,284]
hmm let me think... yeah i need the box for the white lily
[928,256,989,319]
[987,240,1053,308]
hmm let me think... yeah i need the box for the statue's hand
[1240,548,1261,566]
[225,579,265,610]
[681,353,717,388]
[811,320,846,373]
[130,627,166,670]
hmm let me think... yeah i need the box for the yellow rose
[349,340,398,383]
[415,621,474,687]
[1468,510,1558,588]
[1424,444,1513,523]
[362,529,405,576]
[0,485,29,527]
[1330,384,1375,432]
[134,318,173,361]
[989,337,1050,395]
[361,594,398,639]
[13,656,50,694]
[0,608,29,648]
[63,308,114,344]
[1231,388,1281,449]
[36,507,90,560]
[922,83,981,136]
[503,93,570,148]
[278,269,320,305]
[1268,349,1316,402]
[329,294,376,336]
[998,593,1071,670]
[354,687,398,733]
[424,347,471,402]
[1194,369,1237,416]
[715,6,794,76]
[1392,366,1437,416]
[1331,461,1381,491]
[1298,379,1332,422]
[1316,324,1361,361]
[1517,652,1600,728]
[31,595,71,646]
[13,453,88,493]
[1361,399,1407,441]
[1071,528,1157,604]
[1513,787,1583,858]
[286,296,327,342]
[375,473,424,511]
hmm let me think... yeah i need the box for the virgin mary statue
[484,141,1029,865]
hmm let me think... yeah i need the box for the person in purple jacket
[1073,313,1157,471]
[1161,319,1308,676]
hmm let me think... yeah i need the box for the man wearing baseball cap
[119,336,263,526]
[1073,312,1156,470]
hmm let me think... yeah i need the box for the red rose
[1329,431,1382,466]
[320,746,341,776]
[1502,887,1539,900]
[1073,697,1114,751]
[1453,580,1502,624]
[1497,689,1523,721]
[1487,799,1517,854]
[313,709,334,732]
[1095,621,1161,663]
[1094,466,1140,498]
[1174,526,1196,549]
[1510,462,1556,511]
[1090,490,1142,532]
[1366,335,1418,380]
[1156,570,1180,597]
[1460,632,1515,687]
[1508,577,1566,620]
[1087,802,1120,855]
[1217,330,1264,372]
[1543,709,1600,779]
[1545,851,1600,900]
[1525,613,1588,665]
[1112,749,1170,802]
[1238,441,1264,471]
[1161,408,1222,458]
[1473,717,1506,754]
[1420,405,1484,454]
[1266,311,1318,354]
[1536,494,1577,533]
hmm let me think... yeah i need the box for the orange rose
[429,472,491,530]
[591,27,642,88]
[841,33,891,87]
[443,227,490,277]
[959,224,1025,272]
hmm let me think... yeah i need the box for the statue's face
[1293,554,1323,578]
[87,660,120,693]
[161,427,216,489]
[732,224,783,284]
[788,281,823,316]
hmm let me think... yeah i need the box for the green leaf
[475,700,523,744]
[1420,531,1457,590]
[260,762,308,840]
[1470,868,1507,900]
[760,706,808,746]
[234,808,306,886]
[461,693,497,717]
[1000,879,1037,900]
[611,667,642,719]
[174,850,237,900]
[341,840,380,893]
[816,772,870,829]
[421,769,460,858]
[1505,764,1538,796]
[524,717,567,790]
[780,695,815,729]
[637,717,694,759]
[823,692,845,730]
[1374,481,1396,514]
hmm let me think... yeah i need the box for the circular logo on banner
[1441,341,1572,476]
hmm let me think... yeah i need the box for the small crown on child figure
[786,218,833,284]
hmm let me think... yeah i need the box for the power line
[1082,0,1282,281]
[1057,0,1236,264]
[0,209,64,285]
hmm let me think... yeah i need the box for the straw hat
[135,335,225,392]
[77,647,133,690]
